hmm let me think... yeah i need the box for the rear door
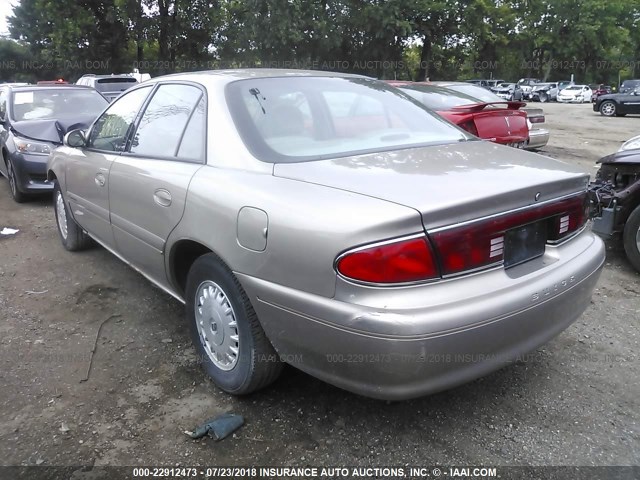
[65,85,153,247]
[107,82,206,286]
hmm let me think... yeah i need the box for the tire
[6,158,27,203]
[599,101,617,117]
[186,253,283,395]
[623,205,640,273]
[53,180,92,251]
[539,93,548,103]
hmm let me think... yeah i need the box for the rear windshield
[226,77,469,163]
[11,88,108,121]
[399,85,486,109]
[95,77,137,93]
[441,84,504,103]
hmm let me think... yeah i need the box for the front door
[64,86,153,247]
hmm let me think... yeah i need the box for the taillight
[430,193,588,276]
[336,236,439,284]
[460,120,479,136]
[529,115,545,124]
[548,194,589,242]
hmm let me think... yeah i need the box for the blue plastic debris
[185,413,245,440]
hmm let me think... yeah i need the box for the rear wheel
[186,253,283,395]
[6,158,27,203]
[623,205,640,273]
[600,101,617,117]
[53,180,92,251]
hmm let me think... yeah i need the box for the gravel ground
[0,102,638,469]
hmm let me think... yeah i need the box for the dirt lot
[0,102,638,469]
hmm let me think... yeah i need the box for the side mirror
[64,129,87,148]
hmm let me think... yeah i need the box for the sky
[0,0,16,36]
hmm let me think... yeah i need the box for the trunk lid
[273,141,589,229]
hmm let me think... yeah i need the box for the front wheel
[539,92,548,103]
[186,253,283,395]
[600,101,617,117]
[623,205,640,273]
[6,158,27,203]
[53,180,92,251]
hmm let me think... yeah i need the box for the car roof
[144,69,366,86]
[8,84,95,91]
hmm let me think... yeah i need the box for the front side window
[88,86,152,151]
[129,84,203,160]
[226,77,469,163]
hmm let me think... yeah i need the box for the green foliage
[5,0,640,84]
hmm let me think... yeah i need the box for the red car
[387,81,529,148]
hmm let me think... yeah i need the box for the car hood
[11,115,97,144]
[559,90,581,97]
[273,141,589,229]
[597,149,640,165]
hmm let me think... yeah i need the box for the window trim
[123,80,208,165]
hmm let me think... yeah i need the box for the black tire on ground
[53,180,92,251]
[6,158,27,203]
[623,204,640,273]
[539,93,548,103]
[599,101,617,117]
[186,253,283,395]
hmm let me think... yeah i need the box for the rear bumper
[239,231,605,400]
[525,128,549,150]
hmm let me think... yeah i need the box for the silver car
[47,70,605,400]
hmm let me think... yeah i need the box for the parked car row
[1,69,605,402]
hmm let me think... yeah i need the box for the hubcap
[194,281,239,371]
[55,191,68,240]
[602,103,615,115]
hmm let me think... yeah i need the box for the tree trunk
[158,0,170,72]
[136,0,143,63]
[416,35,431,81]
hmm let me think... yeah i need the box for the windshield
[564,86,582,91]
[10,88,108,121]
[95,77,138,93]
[439,84,504,103]
[399,85,487,109]
[226,77,469,163]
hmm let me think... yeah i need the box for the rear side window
[129,84,204,161]
[176,97,206,161]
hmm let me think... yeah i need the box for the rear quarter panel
[166,167,422,298]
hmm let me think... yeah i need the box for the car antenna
[249,88,266,114]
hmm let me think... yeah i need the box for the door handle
[153,188,172,207]
[95,173,106,187]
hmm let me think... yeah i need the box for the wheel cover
[194,280,239,371]
[7,161,17,196]
[602,103,615,115]
[55,191,68,240]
